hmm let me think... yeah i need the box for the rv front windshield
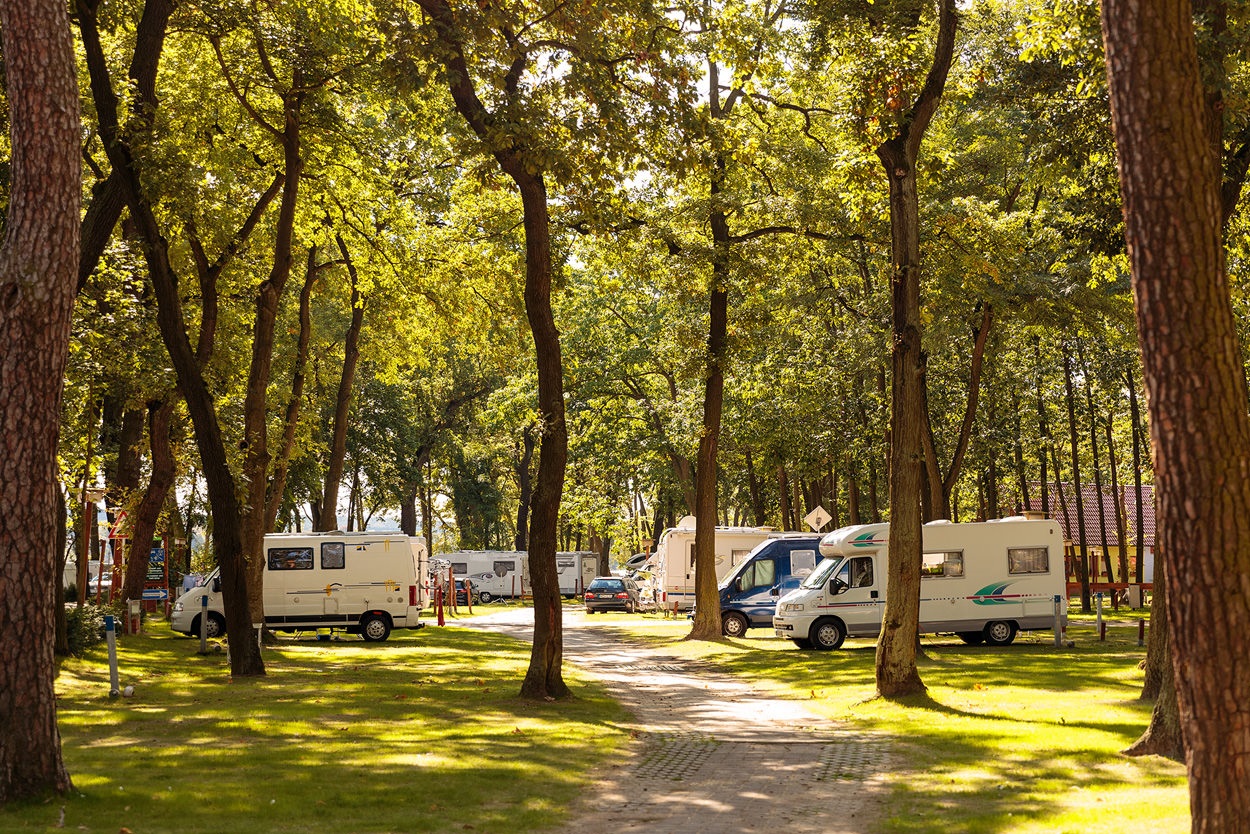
[801,558,841,590]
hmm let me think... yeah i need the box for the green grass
[607,617,1188,834]
[2,621,628,834]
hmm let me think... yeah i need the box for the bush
[65,604,107,655]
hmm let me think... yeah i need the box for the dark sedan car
[584,576,641,614]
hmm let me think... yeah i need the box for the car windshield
[588,579,624,591]
[801,558,842,590]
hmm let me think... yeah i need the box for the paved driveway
[464,608,890,834]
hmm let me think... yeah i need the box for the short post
[199,595,209,654]
[1096,592,1105,641]
[435,586,445,627]
[463,579,473,613]
[105,615,120,697]
[1053,595,1064,647]
[254,623,263,654]
[1137,618,1146,647]
[127,598,142,635]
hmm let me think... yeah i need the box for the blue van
[718,534,822,637]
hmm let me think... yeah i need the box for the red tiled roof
[1019,481,1155,548]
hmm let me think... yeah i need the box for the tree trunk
[0,0,79,800]
[317,235,365,531]
[1102,0,1250,822]
[1081,346,1114,581]
[266,248,319,533]
[777,465,792,531]
[1126,551,1183,760]
[746,449,766,526]
[76,1,263,676]
[873,0,957,699]
[1106,414,1130,582]
[120,400,177,605]
[1128,369,1148,583]
[1062,345,1093,612]
[1035,338,1051,516]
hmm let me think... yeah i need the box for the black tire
[586,608,596,615]
[722,612,749,638]
[792,638,813,649]
[194,612,226,639]
[625,600,635,614]
[983,620,1017,646]
[809,618,846,651]
[478,591,493,603]
[360,613,391,642]
[957,631,985,645]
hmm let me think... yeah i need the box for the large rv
[773,517,1067,650]
[171,532,429,642]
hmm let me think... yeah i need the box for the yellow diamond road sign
[804,506,833,532]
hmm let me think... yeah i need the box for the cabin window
[689,543,697,570]
[321,542,345,570]
[268,547,313,571]
[834,557,874,592]
[451,562,468,575]
[738,559,777,592]
[493,560,514,577]
[1008,546,1049,574]
[790,549,817,576]
[922,550,964,578]
[731,548,753,566]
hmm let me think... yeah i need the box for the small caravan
[772,517,1066,650]
[171,532,429,642]
[651,517,774,611]
[439,551,529,601]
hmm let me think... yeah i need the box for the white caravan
[651,517,774,611]
[773,517,1066,650]
[171,532,429,642]
[439,551,529,601]
[557,551,600,597]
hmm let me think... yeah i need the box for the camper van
[171,532,429,642]
[557,551,600,597]
[438,551,529,601]
[773,517,1066,650]
[652,517,774,611]
[717,534,821,637]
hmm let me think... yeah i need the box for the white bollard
[1096,592,1105,641]
[199,595,209,654]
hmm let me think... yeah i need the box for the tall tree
[1101,0,1250,828]
[873,0,957,698]
[0,0,79,801]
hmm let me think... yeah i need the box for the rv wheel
[478,591,493,603]
[360,613,391,642]
[957,632,985,645]
[721,612,749,638]
[810,618,846,651]
[983,621,1017,646]
[193,613,226,640]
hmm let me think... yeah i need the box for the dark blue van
[718,534,821,637]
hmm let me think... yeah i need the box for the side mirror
[770,586,780,598]
[831,578,848,595]
[211,577,221,594]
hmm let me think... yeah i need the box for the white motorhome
[651,517,774,611]
[171,532,429,642]
[773,517,1066,650]
[439,551,529,601]
[557,551,600,597]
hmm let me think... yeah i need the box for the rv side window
[790,549,817,576]
[731,549,752,566]
[493,560,514,577]
[451,562,468,575]
[268,547,313,571]
[833,557,874,593]
[689,543,697,570]
[1008,546,1049,574]
[321,542,345,570]
[921,550,964,578]
[738,559,776,591]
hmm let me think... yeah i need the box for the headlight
[172,601,183,613]
[782,603,805,613]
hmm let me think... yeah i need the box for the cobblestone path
[465,609,891,834]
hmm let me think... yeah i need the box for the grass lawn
[2,620,627,834]
[608,615,1188,834]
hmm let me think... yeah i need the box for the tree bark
[1126,555,1183,760]
[120,400,177,605]
[1102,0,1250,823]
[1062,345,1093,611]
[1128,369,1148,583]
[316,235,366,531]
[873,0,957,699]
[514,422,535,551]
[0,0,79,800]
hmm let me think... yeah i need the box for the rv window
[921,550,964,578]
[1008,546,1049,574]
[321,542,345,570]
[738,559,777,592]
[790,549,817,576]
[731,549,752,566]
[451,563,468,575]
[493,560,514,577]
[689,542,697,571]
[268,547,313,571]
[848,556,873,588]
[557,559,575,569]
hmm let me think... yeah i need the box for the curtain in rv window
[1008,546,1049,574]
[321,542,346,569]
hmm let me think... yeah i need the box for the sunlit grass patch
[3,621,627,834]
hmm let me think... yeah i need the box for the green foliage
[63,604,109,656]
